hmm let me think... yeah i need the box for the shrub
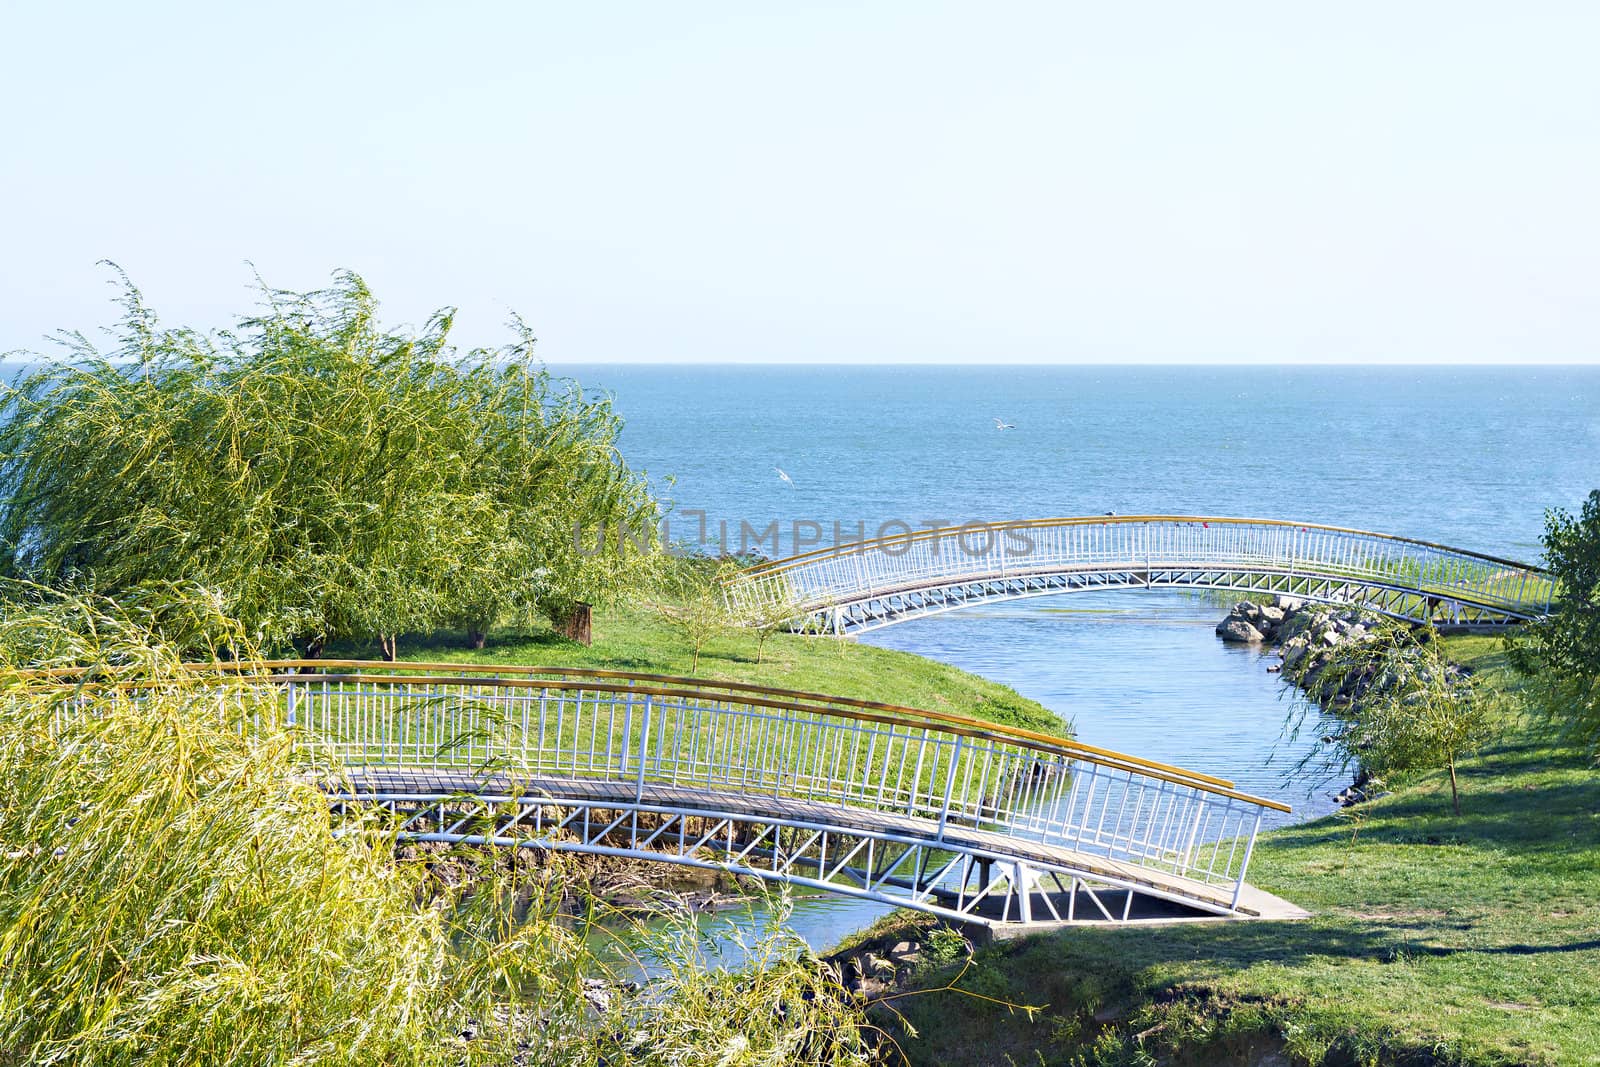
[1509,489,1600,754]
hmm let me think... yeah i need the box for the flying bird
[774,466,796,487]
[992,417,1015,430]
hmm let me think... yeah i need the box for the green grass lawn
[869,637,1600,1066]
[343,601,1067,737]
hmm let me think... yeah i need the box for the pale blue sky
[3,2,1597,364]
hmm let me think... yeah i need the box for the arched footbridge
[181,662,1303,929]
[724,516,1552,635]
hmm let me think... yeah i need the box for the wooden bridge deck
[340,768,1307,920]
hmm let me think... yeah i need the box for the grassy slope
[877,637,1600,1066]
[371,601,1066,737]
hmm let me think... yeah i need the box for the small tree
[1508,489,1600,753]
[1291,624,1497,815]
[646,558,735,674]
[735,581,802,665]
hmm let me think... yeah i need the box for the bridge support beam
[795,567,1540,635]
[333,788,1300,929]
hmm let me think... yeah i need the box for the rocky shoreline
[1216,598,1395,806]
[1214,595,1474,806]
[1214,594,1383,668]
[823,917,975,1003]
[1216,596,1389,806]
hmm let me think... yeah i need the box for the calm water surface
[551,364,1598,951]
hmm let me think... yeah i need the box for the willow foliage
[1289,624,1498,815]
[0,270,657,652]
[0,590,877,1066]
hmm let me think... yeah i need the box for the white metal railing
[725,515,1552,622]
[250,663,1285,897]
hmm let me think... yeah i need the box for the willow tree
[0,270,658,655]
[1291,624,1498,815]
[439,336,660,646]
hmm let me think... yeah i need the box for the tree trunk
[554,602,593,646]
[379,633,397,662]
[299,635,325,672]
[1448,759,1461,816]
[466,628,487,650]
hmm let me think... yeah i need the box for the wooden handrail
[198,657,1237,790]
[13,658,1291,811]
[261,667,1289,812]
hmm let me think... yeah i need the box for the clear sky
[3,2,1597,364]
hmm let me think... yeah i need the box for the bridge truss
[223,662,1298,928]
[724,516,1552,634]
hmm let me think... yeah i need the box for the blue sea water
[553,363,1599,945]
[559,364,1598,562]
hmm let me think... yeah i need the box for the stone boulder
[1277,611,1317,642]
[1217,618,1266,643]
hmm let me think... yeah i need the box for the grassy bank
[362,600,1067,737]
[865,637,1600,1066]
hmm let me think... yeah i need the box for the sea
[551,363,1600,950]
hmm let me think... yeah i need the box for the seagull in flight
[774,466,796,487]
[993,417,1016,431]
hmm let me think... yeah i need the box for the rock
[889,941,919,959]
[1282,639,1310,671]
[1217,619,1265,643]
[582,978,613,1012]
[1257,605,1286,625]
[851,976,890,999]
[1277,612,1315,642]
[1273,595,1303,612]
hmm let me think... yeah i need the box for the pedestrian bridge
[215,662,1301,929]
[724,515,1552,634]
